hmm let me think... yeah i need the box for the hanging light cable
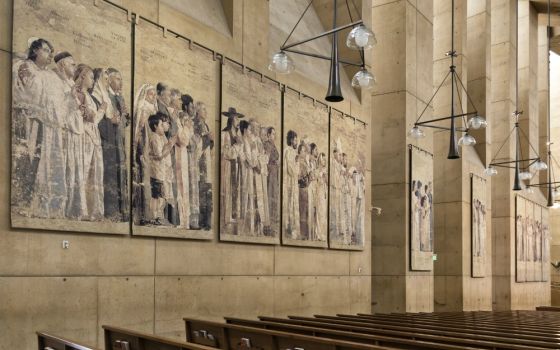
[409,0,485,159]
[485,0,547,191]
[269,0,376,102]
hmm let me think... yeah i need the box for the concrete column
[537,24,549,193]
[518,0,541,187]
[549,43,560,304]
[432,0,492,312]
[371,0,434,313]
[490,0,550,310]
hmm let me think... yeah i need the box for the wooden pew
[222,317,483,350]
[184,317,396,349]
[103,325,214,350]
[255,316,556,350]
[338,313,560,336]
[331,314,560,341]
[536,307,560,312]
[396,311,560,326]
[361,311,560,328]
[37,332,98,350]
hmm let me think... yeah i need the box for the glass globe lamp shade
[523,186,534,194]
[519,171,533,180]
[484,167,497,176]
[268,51,294,74]
[351,68,375,89]
[408,126,425,139]
[529,160,548,172]
[458,133,476,146]
[468,115,487,130]
[346,24,376,50]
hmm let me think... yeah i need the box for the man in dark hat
[220,107,244,233]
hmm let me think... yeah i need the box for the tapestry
[282,91,329,248]
[11,0,131,234]
[471,174,487,277]
[219,62,281,244]
[329,111,366,250]
[516,196,548,282]
[409,145,434,270]
[131,21,217,239]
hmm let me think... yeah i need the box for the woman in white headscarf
[132,83,157,224]
[79,66,107,221]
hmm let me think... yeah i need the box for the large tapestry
[132,21,217,239]
[409,145,434,271]
[219,62,281,244]
[516,196,549,282]
[471,174,487,277]
[11,0,131,234]
[329,111,366,250]
[282,91,329,248]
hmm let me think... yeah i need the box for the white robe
[12,59,67,218]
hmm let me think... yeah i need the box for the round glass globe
[458,133,476,146]
[468,115,487,130]
[408,126,425,139]
[530,160,548,172]
[519,171,533,180]
[268,51,294,74]
[484,167,497,176]
[346,24,376,50]
[351,68,375,89]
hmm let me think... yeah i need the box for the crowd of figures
[283,130,328,242]
[411,180,433,252]
[220,108,280,237]
[12,37,129,222]
[329,139,366,245]
[132,83,213,229]
[472,198,487,257]
[516,212,547,263]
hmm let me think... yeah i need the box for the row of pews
[39,310,560,350]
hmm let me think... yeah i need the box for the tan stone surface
[350,276,373,313]
[97,277,155,345]
[273,276,351,316]
[0,277,98,349]
[0,0,12,52]
[155,276,274,338]
[0,1,372,349]
[274,247,349,276]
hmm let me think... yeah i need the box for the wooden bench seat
[37,332,98,350]
[184,317,396,349]
[536,307,560,312]
[103,325,215,350]
[255,316,555,350]
[223,316,485,350]
[344,313,560,335]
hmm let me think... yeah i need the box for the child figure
[148,112,177,225]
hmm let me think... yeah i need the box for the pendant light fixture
[269,0,376,102]
[485,0,548,191]
[409,0,485,159]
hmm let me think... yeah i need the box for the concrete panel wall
[0,1,372,349]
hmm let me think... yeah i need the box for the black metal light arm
[281,20,363,51]
[283,48,363,67]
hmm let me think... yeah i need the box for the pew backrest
[103,325,214,350]
[37,332,98,350]
[184,317,392,350]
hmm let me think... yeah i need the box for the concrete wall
[0,1,372,349]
